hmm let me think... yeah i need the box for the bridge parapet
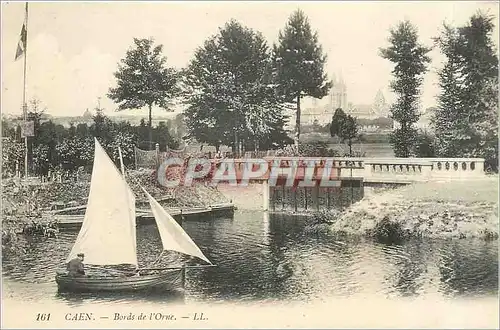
[361,157,486,182]
[209,157,486,184]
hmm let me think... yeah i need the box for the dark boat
[55,269,184,293]
[55,138,214,293]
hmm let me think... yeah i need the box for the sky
[1,1,499,118]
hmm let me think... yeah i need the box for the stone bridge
[210,157,486,212]
[214,157,486,184]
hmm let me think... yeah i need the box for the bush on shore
[303,210,339,236]
[330,178,498,242]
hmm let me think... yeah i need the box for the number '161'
[36,313,51,321]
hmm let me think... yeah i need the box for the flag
[15,3,28,61]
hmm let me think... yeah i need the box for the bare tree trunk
[295,93,301,149]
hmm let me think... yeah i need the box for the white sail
[142,188,212,264]
[66,138,138,266]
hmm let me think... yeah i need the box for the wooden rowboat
[55,269,184,293]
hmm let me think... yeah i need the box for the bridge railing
[361,157,486,182]
[208,157,486,183]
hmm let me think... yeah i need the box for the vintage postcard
[1,1,499,329]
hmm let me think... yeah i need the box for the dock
[51,203,236,231]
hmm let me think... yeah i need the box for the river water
[2,210,499,327]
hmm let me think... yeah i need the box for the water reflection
[2,210,498,305]
[438,240,499,297]
[54,288,186,307]
[381,242,428,297]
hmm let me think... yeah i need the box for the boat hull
[52,204,235,231]
[55,269,184,293]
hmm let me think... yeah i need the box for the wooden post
[304,188,308,210]
[181,266,186,289]
[327,188,331,209]
[271,187,276,211]
[314,184,320,211]
[281,185,285,210]
[155,143,160,168]
[294,189,297,212]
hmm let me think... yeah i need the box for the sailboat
[55,138,213,293]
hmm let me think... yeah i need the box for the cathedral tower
[329,72,347,110]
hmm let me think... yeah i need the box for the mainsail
[66,138,138,266]
[142,188,212,265]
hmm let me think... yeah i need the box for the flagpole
[23,2,28,180]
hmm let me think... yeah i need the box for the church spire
[338,70,345,87]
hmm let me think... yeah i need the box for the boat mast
[118,144,139,271]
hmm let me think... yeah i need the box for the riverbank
[1,170,231,245]
[330,177,499,241]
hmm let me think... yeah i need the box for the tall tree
[380,20,431,157]
[432,24,467,157]
[433,12,498,170]
[273,9,332,148]
[458,12,498,171]
[183,20,289,154]
[108,38,179,150]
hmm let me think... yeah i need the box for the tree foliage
[329,108,359,156]
[414,130,436,157]
[433,24,472,157]
[1,106,180,177]
[433,12,498,171]
[2,137,25,177]
[380,20,431,157]
[108,38,179,149]
[273,9,332,147]
[183,19,291,153]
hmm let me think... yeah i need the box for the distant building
[330,74,348,110]
[346,90,390,120]
[82,108,93,119]
[301,73,348,126]
[301,77,392,128]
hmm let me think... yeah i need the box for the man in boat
[67,253,86,277]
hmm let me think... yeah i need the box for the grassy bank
[330,177,499,241]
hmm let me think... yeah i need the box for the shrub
[369,216,409,244]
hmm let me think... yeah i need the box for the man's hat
[77,253,84,257]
